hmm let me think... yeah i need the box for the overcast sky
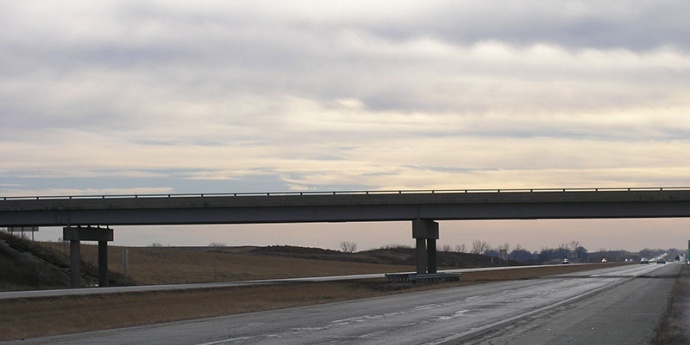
[3,1,690,253]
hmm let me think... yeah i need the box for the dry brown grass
[0,281,382,341]
[43,243,417,284]
[0,263,611,341]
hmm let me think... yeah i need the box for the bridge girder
[3,190,690,227]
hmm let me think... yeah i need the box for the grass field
[43,243,420,284]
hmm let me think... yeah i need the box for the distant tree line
[452,240,589,264]
[346,239,683,264]
[437,240,683,264]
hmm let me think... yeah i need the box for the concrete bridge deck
[2,187,690,227]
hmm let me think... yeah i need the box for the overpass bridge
[3,187,690,287]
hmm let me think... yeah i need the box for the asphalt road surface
[6,263,679,345]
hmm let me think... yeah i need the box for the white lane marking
[359,330,387,338]
[332,311,405,325]
[438,309,471,321]
[414,303,442,311]
[465,295,484,301]
[195,336,252,345]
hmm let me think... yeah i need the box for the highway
[4,263,679,345]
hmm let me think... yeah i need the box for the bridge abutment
[63,226,113,288]
[412,219,439,274]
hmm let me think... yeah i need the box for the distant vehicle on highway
[601,258,607,263]
[640,258,650,264]
[657,259,666,264]
[562,258,569,265]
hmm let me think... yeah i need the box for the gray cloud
[3,0,689,123]
[2,0,690,196]
[4,1,690,252]
[349,1,690,51]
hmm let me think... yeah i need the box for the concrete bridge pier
[413,219,439,274]
[63,226,113,288]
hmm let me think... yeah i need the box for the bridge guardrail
[2,186,689,201]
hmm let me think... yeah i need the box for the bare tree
[454,244,467,253]
[497,242,510,252]
[471,240,492,255]
[441,244,452,252]
[340,241,358,253]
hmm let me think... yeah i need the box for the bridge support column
[98,240,108,287]
[63,226,114,288]
[69,239,81,288]
[415,238,427,275]
[412,220,439,274]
